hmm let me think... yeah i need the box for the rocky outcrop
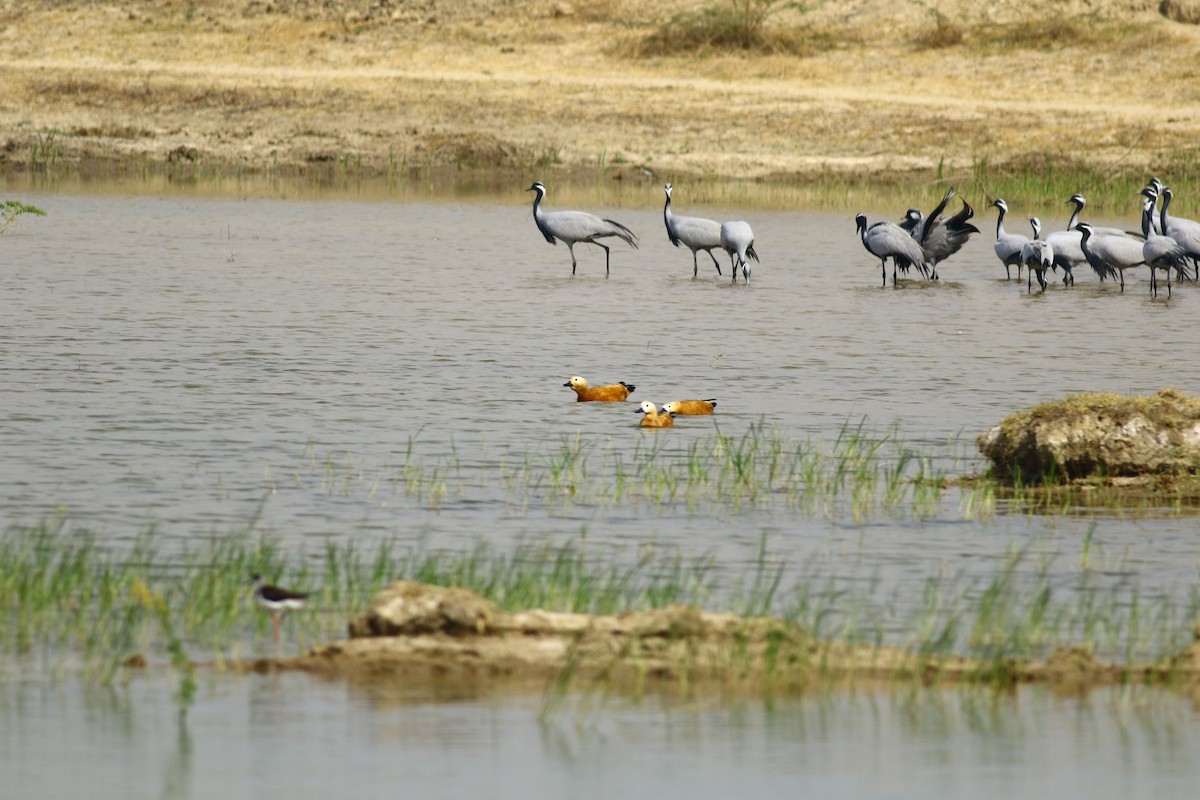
[977,388,1200,481]
[347,580,499,637]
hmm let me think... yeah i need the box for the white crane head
[1149,177,1164,193]
[527,181,547,198]
[1076,222,1094,240]
[991,198,1008,214]
[664,183,673,198]
[1068,193,1087,208]
[1029,217,1041,238]
[904,208,922,224]
[1140,186,1158,202]
[854,213,868,234]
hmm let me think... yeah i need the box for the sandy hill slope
[1,1,1198,186]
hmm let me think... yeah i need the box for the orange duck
[564,375,635,402]
[636,401,674,428]
[662,399,717,415]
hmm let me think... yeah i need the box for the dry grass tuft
[628,0,819,57]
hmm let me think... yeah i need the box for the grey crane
[1159,187,1200,276]
[663,183,724,278]
[899,187,979,279]
[991,199,1029,280]
[527,181,638,276]
[1043,193,1140,282]
[1077,222,1145,291]
[1021,217,1054,293]
[719,220,758,283]
[856,213,928,287]
[1141,196,1191,298]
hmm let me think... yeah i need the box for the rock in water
[977,388,1200,481]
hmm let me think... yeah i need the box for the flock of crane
[525,177,1200,298]
[856,177,1200,297]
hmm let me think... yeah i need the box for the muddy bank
[247,582,1200,694]
[3,2,1200,189]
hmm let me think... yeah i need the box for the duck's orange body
[663,399,717,416]
[637,401,674,428]
[564,375,635,402]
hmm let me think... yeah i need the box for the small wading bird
[662,399,717,415]
[636,401,673,428]
[720,220,759,282]
[1021,217,1055,293]
[898,187,979,279]
[252,574,309,657]
[663,183,724,277]
[856,213,928,286]
[527,181,637,276]
[564,375,635,402]
[1077,222,1145,291]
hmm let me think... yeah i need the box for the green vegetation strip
[2,522,1197,691]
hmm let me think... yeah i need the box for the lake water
[4,669,1199,800]
[3,183,1200,796]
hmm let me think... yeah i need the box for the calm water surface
[3,190,1197,589]
[3,186,1200,797]
[4,670,1199,800]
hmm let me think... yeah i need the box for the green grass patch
[2,521,1197,689]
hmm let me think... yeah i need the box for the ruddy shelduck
[564,375,635,402]
[662,399,717,416]
[636,401,673,428]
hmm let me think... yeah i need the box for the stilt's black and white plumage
[527,181,637,276]
[663,183,724,277]
[252,574,309,656]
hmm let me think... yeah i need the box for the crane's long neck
[1161,191,1173,235]
[994,206,1006,240]
[531,188,544,221]
[1066,201,1082,231]
[1142,201,1153,239]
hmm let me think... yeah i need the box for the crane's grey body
[719,220,758,283]
[1047,193,1140,282]
[899,187,979,279]
[1021,217,1054,293]
[856,213,928,286]
[991,199,1029,280]
[663,183,724,277]
[1077,222,1145,291]
[1159,188,1200,275]
[1140,197,1191,297]
[527,181,638,276]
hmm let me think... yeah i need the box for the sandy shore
[2,1,1199,190]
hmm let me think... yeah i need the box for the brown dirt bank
[4,1,1200,193]
[241,582,1200,697]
